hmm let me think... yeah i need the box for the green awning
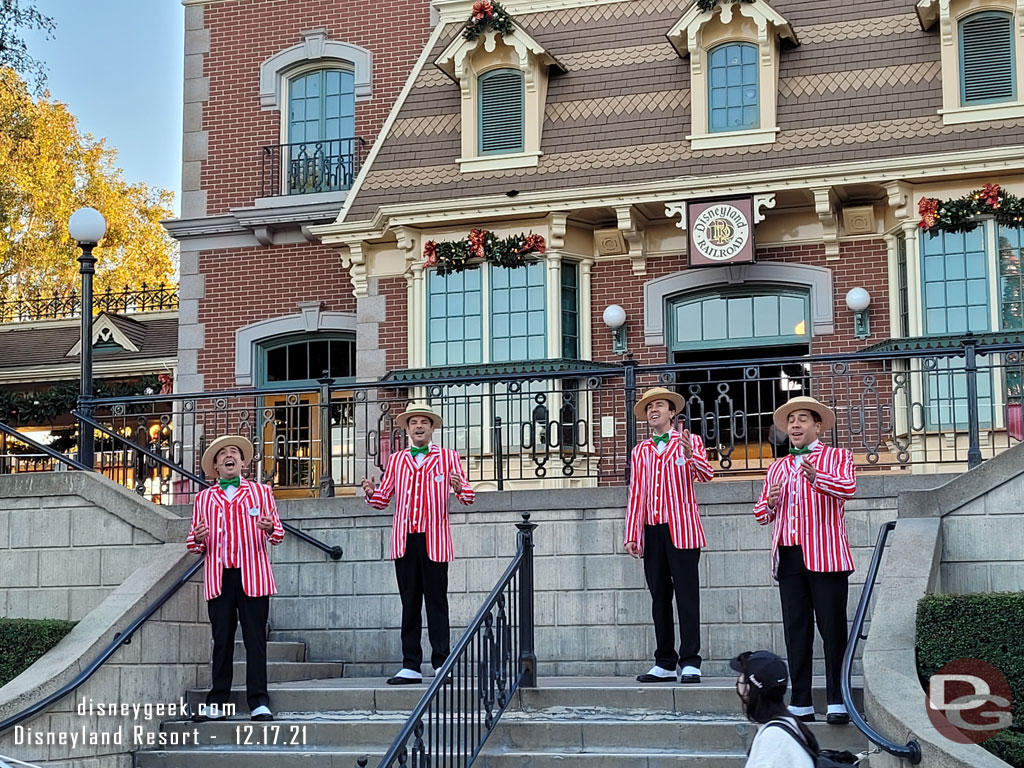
[859,331,1024,354]
[382,358,611,383]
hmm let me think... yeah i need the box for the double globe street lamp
[68,207,107,468]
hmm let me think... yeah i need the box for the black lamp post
[68,207,107,469]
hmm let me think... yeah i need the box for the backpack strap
[762,718,819,763]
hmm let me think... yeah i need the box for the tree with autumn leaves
[0,66,177,301]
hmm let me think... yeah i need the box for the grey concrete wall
[256,472,953,677]
[0,474,208,768]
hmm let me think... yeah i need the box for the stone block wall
[264,473,953,677]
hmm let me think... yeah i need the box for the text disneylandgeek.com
[11,698,308,749]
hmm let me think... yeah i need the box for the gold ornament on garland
[423,229,546,276]
[462,0,514,41]
[918,184,1024,235]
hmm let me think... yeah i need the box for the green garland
[0,376,161,427]
[463,0,514,41]
[697,0,754,11]
[423,229,546,276]
[919,184,1024,235]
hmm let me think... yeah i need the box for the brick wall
[378,276,409,373]
[201,0,432,215]
[197,242,356,389]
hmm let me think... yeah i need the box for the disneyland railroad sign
[686,197,756,267]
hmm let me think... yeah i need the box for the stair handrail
[365,511,537,768]
[72,409,343,560]
[841,520,922,763]
[0,421,91,472]
[0,557,203,735]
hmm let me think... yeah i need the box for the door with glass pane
[668,289,812,465]
[287,69,356,194]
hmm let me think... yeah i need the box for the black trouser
[206,568,270,711]
[643,524,702,671]
[777,545,850,708]
[395,532,450,671]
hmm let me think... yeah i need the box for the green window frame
[998,225,1024,330]
[896,232,910,338]
[959,11,1015,106]
[288,68,356,145]
[259,333,356,388]
[668,288,810,351]
[709,42,759,133]
[491,262,546,362]
[561,261,580,359]
[478,68,525,155]
[427,268,483,367]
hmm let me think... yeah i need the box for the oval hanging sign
[687,197,756,267]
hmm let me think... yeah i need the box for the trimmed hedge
[917,592,1024,767]
[0,618,76,687]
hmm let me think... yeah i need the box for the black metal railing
[260,137,366,197]
[0,283,178,322]
[363,512,536,768]
[841,521,922,764]
[60,337,1024,504]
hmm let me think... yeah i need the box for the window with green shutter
[959,11,1015,106]
[478,69,525,155]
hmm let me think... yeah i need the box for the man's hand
[449,472,463,494]
[800,460,817,484]
[766,482,783,509]
[256,515,275,533]
[680,429,693,459]
[193,522,210,544]
[361,476,376,497]
[625,541,640,558]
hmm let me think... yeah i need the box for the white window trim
[668,0,796,150]
[917,0,1024,124]
[66,315,140,356]
[435,28,564,173]
[259,29,372,110]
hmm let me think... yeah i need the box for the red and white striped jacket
[624,430,715,556]
[753,442,857,578]
[186,479,284,601]
[366,444,475,562]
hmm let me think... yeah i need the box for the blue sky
[25,1,185,214]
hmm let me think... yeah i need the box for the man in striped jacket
[363,403,475,685]
[753,396,856,725]
[624,387,715,684]
[187,435,284,722]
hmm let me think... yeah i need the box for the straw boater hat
[772,396,836,433]
[395,402,443,430]
[633,386,685,421]
[201,435,254,477]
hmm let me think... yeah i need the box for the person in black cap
[731,650,816,767]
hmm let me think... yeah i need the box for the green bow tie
[410,445,430,458]
[652,433,671,446]
[219,477,240,490]
[789,446,812,456]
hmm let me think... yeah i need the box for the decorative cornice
[667,0,798,59]
[811,186,840,260]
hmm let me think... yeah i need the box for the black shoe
[795,713,816,723]
[678,674,701,684]
[387,675,423,685]
[636,673,676,683]
[827,712,850,725]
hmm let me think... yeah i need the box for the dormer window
[917,0,1024,124]
[668,0,796,150]
[479,68,525,154]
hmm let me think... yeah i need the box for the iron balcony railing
[260,137,366,197]
[0,283,179,323]
[8,337,1022,504]
[362,512,537,768]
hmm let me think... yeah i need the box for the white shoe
[678,665,701,683]
[192,703,226,722]
[251,705,274,721]
[637,665,676,683]
[387,668,424,685]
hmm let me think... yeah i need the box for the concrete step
[231,661,344,683]
[232,640,306,663]
[155,713,867,754]
[185,676,862,717]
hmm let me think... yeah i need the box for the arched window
[260,333,356,387]
[669,288,809,351]
[478,69,525,155]
[286,69,357,193]
[708,42,759,133]
[959,11,1015,105]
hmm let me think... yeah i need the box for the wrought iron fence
[25,337,1023,504]
[363,512,536,768]
[260,138,366,197]
[0,283,179,323]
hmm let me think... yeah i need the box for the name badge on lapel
[247,507,260,517]
[676,456,687,466]
[434,474,445,483]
